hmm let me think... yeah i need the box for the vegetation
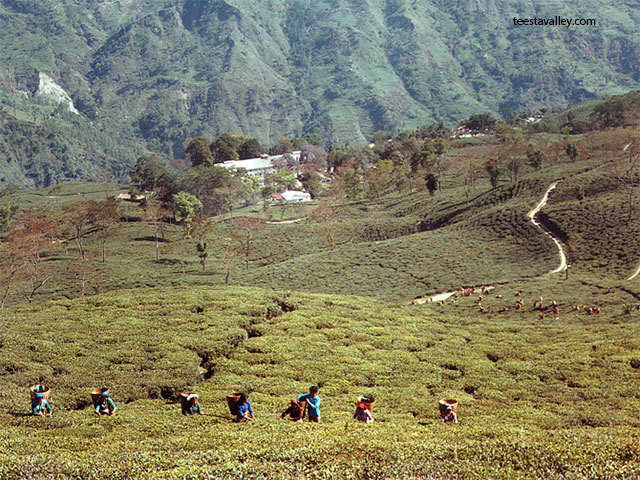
[0,285,639,479]
[0,97,639,478]
[0,2,639,186]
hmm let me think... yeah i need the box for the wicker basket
[357,396,375,412]
[30,385,50,402]
[226,393,241,416]
[91,389,103,408]
[180,392,198,415]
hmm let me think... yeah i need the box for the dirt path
[628,264,640,281]
[411,182,567,304]
[527,182,567,274]
[266,218,306,224]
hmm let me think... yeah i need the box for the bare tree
[231,217,265,271]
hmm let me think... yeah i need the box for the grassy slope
[1,127,639,304]
[0,286,639,479]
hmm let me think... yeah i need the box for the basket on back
[357,395,375,412]
[226,393,242,416]
[91,389,102,408]
[30,385,51,402]
[180,392,199,415]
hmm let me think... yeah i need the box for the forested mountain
[0,0,638,187]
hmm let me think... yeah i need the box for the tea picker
[226,392,255,422]
[180,393,202,415]
[30,384,52,416]
[92,387,117,416]
[297,385,321,422]
[439,399,458,423]
[353,395,375,423]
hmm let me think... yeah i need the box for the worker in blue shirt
[32,393,53,416]
[235,393,254,422]
[95,388,117,416]
[297,385,321,422]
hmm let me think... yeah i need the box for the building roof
[220,157,273,171]
[220,151,302,173]
[281,190,311,201]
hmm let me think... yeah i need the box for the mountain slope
[0,0,638,186]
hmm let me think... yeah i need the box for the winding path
[527,182,567,274]
[414,182,567,304]
[628,264,640,281]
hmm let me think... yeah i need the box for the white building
[220,151,301,180]
[281,190,311,202]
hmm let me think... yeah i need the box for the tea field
[1,286,639,479]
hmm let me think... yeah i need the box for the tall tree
[211,134,239,163]
[237,138,264,159]
[185,137,215,167]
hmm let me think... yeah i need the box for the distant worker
[441,403,458,423]
[298,385,321,423]
[353,401,373,423]
[95,388,117,416]
[183,394,202,415]
[235,393,255,422]
[31,392,52,417]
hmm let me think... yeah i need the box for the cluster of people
[29,384,458,425]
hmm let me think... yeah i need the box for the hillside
[1,286,639,479]
[0,0,639,185]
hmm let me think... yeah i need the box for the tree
[265,170,297,192]
[10,211,59,303]
[191,216,217,272]
[485,160,502,189]
[269,138,295,155]
[0,204,18,232]
[219,237,239,284]
[144,201,171,261]
[410,138,447,173]
[177,165,233,215]
[0,237,25,312]
[526,146,546,170]
[312,201,339,249]
[211,134,239,163]
[129,156,177,195]
[173,192,202,235]
[415,122,450,139]
[65,255,102,297]
[459,160,480,203]
[566,143,579,162]
[341,168,364,200]
[185,137,214,167]
[425,173,438,196]
[61,203,96,260]
[238,138,264,159]
[90,198,121,263]
[231,217,265,271]
[365,159,394,199]
[300,144,328,170]
[590,101,625,129]
[505,156,524,184]
[463,113,497,132]
[238,174,262,207]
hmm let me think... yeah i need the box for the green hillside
[0,0,638,186]
[1,286,639,479]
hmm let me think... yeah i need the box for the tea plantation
[1,285,639,479]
